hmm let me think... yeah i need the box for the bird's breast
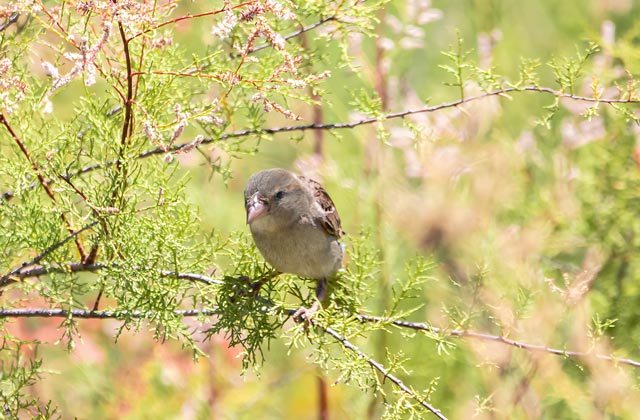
[250,222,343,279]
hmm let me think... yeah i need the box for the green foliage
[548,42,600,95]
[440,32,473,99]
[0,339,59,418]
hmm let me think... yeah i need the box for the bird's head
[244,168,311,233]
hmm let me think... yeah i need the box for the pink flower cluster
[41,21,112,112]
[142,104,206,163]
[0,58,27,114]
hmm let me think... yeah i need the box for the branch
[318,323,447,419]
[246,15,338,55]
[3,303,639,371]
[0,113,87,260]
[0,222,99,288]
[128,1,258,41]
[118,22,134,151]
[0,12,19,32]
[0,308,215,319]
[2,85,639,203]
[356,314,640,369]
[107,21,136,215]
[1,260,224,289]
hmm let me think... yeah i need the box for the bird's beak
[246,193,268,224]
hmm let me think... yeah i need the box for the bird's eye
[274,190,285,200]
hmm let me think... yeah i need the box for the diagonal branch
[0,222,99,288]
[0,112,87,260]
[246,15,339,55]
[2,85,639,203]
[318,323,448,419]
[0,12,19,32]
[356,314,640,369]
[128,1,258,42]
[118,22,135,151]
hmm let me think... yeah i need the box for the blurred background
[7,0,640,418]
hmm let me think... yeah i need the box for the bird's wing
[299,176,345,238]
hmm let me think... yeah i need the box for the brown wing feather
[299,176,344,238]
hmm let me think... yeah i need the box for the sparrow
[244,168,344,320]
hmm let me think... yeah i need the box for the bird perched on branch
[244,168,344,321]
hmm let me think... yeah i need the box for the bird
[244,168,344,321]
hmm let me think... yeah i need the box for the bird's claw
[292,305,318,324]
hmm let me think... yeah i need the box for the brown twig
[317,373,329,420]
[128,1,258,42]
[0,113,88,260]
[0,13,19,32]
[105,21,136,216]
[118,22,135,152]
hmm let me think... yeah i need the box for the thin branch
[128,1,258,42]
[1,261,224,288]
[34,0,74,43]
[356,314,640,369]
[317,373,329,420]
[0,13,19,32]
[318,323,447,419]
[0,222,99,288]
[1,113,52,194]
[0,113,88,260]
[247,15,338,55]
[52,85,640,162]
[2,85,639,203]
[166,271,225,286]
[118,22,134,150]
[0,308,216,319]
[2,301,639,371]
[57,175,104,264]
[105,22,135,221]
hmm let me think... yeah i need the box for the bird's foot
[292,303,319,324]
[292,278,328,324]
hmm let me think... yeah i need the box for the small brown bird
[244,168,344,320]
